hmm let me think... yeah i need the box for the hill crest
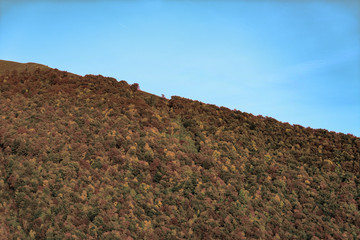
[0,60,51,75]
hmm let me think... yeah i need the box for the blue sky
[0,0,359,136]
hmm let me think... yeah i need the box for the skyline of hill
[0,60,359,239]
[0,59,357,137]
[0,60,50,75]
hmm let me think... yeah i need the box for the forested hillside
[0,63,359,239]
[0,60,50,75]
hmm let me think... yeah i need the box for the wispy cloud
[118,23,128,29]
[289,48,358,73]
[261,47,359,84]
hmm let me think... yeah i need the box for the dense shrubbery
[0,67,359,239]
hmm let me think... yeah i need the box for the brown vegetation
[0,60,50,75]
[0,62,359,239]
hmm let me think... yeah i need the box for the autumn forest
[0,61,359,239]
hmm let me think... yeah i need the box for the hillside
[0,61,359,239]
[0,60,50,75]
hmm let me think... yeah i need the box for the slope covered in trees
[0,60,50,75]
[0,63,359,239]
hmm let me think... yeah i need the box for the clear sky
[1,0,359,136]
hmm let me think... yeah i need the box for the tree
[130,83,139,92]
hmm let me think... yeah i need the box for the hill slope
[0,60,50,75]
[0,62,359,239]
